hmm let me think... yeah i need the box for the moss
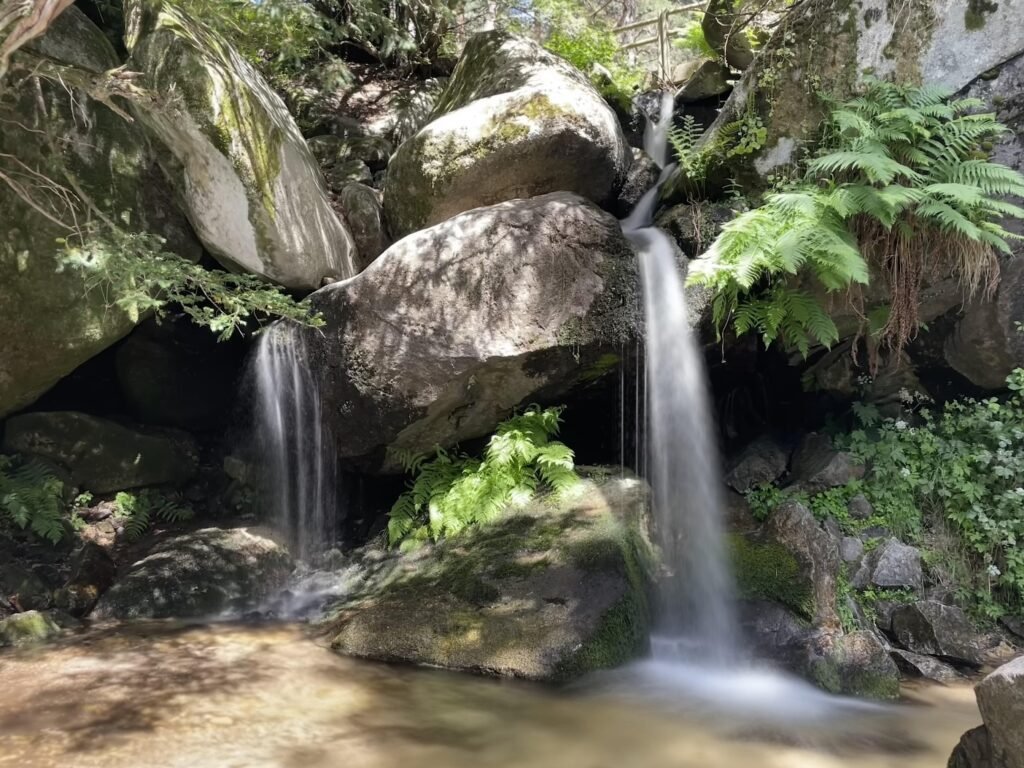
[810,654,900,700]
[553,591,649,681]
[730,534,814,619]
[965,0,998,30]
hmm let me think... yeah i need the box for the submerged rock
[976,656,1024,768]
[384,31,631,238]
[323,474,655,682]
[2,412,198,494]
[0,611,62,648]
[306,192,643,472]
[124,0,358,289]
[889,600,983,667]
[94,527,293,619]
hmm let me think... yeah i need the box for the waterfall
[622,93,740,664]
[252,323,338,561]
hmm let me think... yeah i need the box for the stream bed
[0,621,980,768]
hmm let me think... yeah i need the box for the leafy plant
[688,78,1024,358]
[0,455,66,544]
[673,14,719,60]
[58,228,323,341]
[113,489,194,540]
[387,406,580,547]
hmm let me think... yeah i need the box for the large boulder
[668,0,1024,192]
[889,600,983,666]
[123,0,358,289]
[975,656,1024,768]
[765,500,841,627]
[807,630,901,700]
[0,8,199,418]
[2,411,198,494]
[322,474,656,681]
[305,192,643,472]
[94,527,293,619]
[383,31,631,238]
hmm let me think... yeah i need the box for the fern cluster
[58,228,323,341]
[387,406,580,548]
[0,455,66,544]
[689,78,1024,357]
[113,490,194,541]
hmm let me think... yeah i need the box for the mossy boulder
[807,630,900,700]
[124,0,358,289]
[383,31,632,238]
[322,473,655,681]
[94,526,293,619]
[2,411,199,494]
[305,192,642,472]
[663,0,1024,198]
[0,8,199,418]
[0,611,62,648]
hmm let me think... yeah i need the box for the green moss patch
[730,534,813,619]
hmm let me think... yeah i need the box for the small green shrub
[58,228,323,340]
[0,455,66,544]
[387,406,581,547]
[113,489,194,540]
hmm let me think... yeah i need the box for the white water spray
[621,92,740,664]
[252,323,338,561]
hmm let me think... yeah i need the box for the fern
[690,78,1024,357]
[114,489,194,541]
[0,454,67,544]
[386,406,581,548]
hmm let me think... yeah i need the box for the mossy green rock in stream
[0,611,62,648]
[123,0,357,289]
[807,630,900,700]
[384,31,632,238]
[663,0,1024,200]
[323,474,656,681]
[0,8,199,419]
[94,527,294,619]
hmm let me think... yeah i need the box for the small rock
[976,656,1024,768]
[54,542,117,618]
[860,525,892,540]
[788,433,865,493]
[890,600,983,666]
[0,563,52,611]
[724,435,791,494]
[847,494,874,521]
[890,648,962,683]
[852,538,922,591]
[839,536,864,565]
[0,610,61,647]
[676,60,733,102]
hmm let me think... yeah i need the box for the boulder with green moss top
[662,0,1024,199]
[94,526,293,619]
[383,30,632,238]
[322,473,655,681]
[2,411,199,494]
[0,610,62,648]
[123,0,357,289]
[304,192,648,473]
[807,630,900,699]
[0,7,199,418]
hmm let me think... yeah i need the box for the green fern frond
[0,455,67,544]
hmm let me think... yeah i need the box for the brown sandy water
[0,621,980,768]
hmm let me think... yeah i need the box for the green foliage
[730,534,813,619]
[387,406,581,547]
[113,489,194,541]
[58,228,323,341]
[0,455,66,544]
[746,483,784,521]
[689,78,1024,357]
[841,369,1024,618]
[673,14,718,60]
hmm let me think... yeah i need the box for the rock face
[94,527,293,619]
[976,657,1024,768]
[306,192,642,472]
[765,501,841,627]
[324,474,655,681]
[613,149,660,217]
[0,8,198,418]
[124,0,357,289]
[852,538,923,591]
[2,412,198,494]
[383,31,631,238]
[339,183,389,268]
[677,0,1024,189]
[889,600,982,666]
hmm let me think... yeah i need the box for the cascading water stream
[252,322,338,562]
[622,92,740,665]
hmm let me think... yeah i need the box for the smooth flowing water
[252,324,338,560]
[0,622,981,768]
[623,93,739,661]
